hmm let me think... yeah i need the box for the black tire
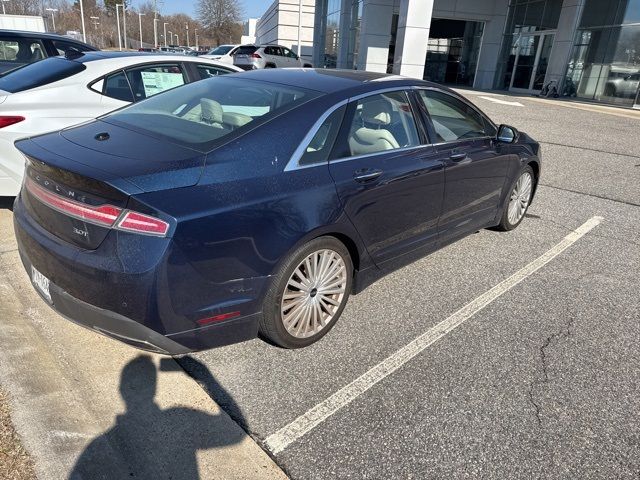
[303,63,313,68]
[265,63,276,68]
[494,165,535,232]
[259,236,353,348]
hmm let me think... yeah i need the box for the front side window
[346,91,420,157]
[125,63,186,101]
[283,48,298,59]
[418,90,487,142]
[299,105,346,166]
[105,76,319,151]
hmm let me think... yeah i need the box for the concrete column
[337,0,353,69]
[545,0,585,87]
[473,0,509,89]
[392,0,434,78]
[313,0,328,67]
[356,0,394,72]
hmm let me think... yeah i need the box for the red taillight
[26,177,122,227]
[117,211,169,236]
[26,177,170,237]
[197,311,241,326]
[251,53,261,59]
[0,116,25,128]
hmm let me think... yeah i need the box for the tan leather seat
[200,99,224,128]
[349,97,399,156]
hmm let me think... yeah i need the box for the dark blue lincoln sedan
[13,69,541,354]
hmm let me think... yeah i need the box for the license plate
[31,266,52,304]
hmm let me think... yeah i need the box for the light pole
[1,0,8,16]
[153,17,158,48]
[163,22,168,47]
[297,0,302,57]
[45,8,58,32]
[168,31,172,46]
[78,0,86,42]
[122,4,128,49]
[185,23,189,48]
[174,33,179,46]
[138,12,145,47]
[194,28,198,50]
[116,4,123,51]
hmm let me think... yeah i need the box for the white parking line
[263,216,604,455]
[478,96,524,107]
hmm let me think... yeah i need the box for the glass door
[509,33,555,93]
[634,85,640,109]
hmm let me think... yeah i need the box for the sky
[159,0,267,20]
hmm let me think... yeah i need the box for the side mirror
[497,124,518,143]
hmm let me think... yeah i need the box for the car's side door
[282,47,300,67]
[416,89,512,242]
[328,89,445,266]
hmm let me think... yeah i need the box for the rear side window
[105,76,320,151]
[125,63,186,101]
[102,70,134,102]
[235,46,258,55]
[196,64,235,79]
[52,40,94,55]
[299,105,345,166]
[0,57,85,93]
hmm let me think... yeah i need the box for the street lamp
[138,12,145,47]
[163,22,168,47]
[45,8,58,32]
[185,23,189,49]
[168,31,172,46]
[116,4,123,51]
[78,0,86,42]
[174,33,179,46]
[194,28,198,50]
[153,17,159,48]
[116,3,128,49]
[1,1,9,16]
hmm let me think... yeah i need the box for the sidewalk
[0,206,287,480]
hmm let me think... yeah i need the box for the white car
[200,44,240,65]
[0,51,241,196]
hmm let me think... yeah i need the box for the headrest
[361,97,393,126]
[200,99,223,125]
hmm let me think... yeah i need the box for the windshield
[104,76,320,152]
[0,57,85,93]
[208,45,234,55]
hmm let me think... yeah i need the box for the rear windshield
[209,45,234,55]
[0,57,85,93]
[235,46,258,55]
[104,76,320,152]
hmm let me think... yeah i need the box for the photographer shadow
[69,355,246,480]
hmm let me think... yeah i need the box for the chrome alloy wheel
[507,171,533,225]
[280,249,348,338]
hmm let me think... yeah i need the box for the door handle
[449,152,468,161]
[353,169,383,183]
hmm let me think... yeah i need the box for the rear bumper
[13,194,262,354]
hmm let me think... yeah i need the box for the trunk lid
[15,121,206,249]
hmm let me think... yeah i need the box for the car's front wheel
[260,237,353,348]
[495,165,534,231]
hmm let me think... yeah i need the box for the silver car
[233,44,312,70]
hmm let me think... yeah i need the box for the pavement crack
[528,316,575,428]
[0,249,18,256]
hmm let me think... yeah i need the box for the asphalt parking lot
[180,94,640,479]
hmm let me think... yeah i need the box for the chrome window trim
[330,144,430,165]
[285,87,425,171]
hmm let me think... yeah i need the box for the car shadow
[0,197,14,211]
[68,355,247,480]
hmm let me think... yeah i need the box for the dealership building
[308,0,640,108]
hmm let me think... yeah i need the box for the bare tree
[196,0,242,46]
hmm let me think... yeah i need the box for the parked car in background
[604,72,640,98]
[200,44,240,64]
[233,44,312,70]
[0,29,97,73]
[0,51,241,196]
[12,69,540,354]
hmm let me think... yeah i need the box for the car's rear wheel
[495,165,534,231]
[260,237,353,348]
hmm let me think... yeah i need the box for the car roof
[0,29,97,48]
[69,51,239,67]
[233,68,438,95]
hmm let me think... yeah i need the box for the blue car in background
[13,69,541,354]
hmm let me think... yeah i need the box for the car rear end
[232,45,263,70]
